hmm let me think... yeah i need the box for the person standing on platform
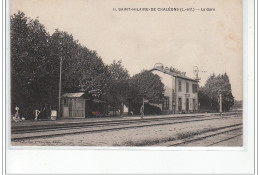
[140,105,144,119]
[47,105,52,119]
[34,109,41,120]
[38,104,46,120]
[13,106,21,122]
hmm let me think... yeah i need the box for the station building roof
[150,67,199,83]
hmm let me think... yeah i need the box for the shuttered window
[162,96,169,110]
[192,84,198,93]
[186,82,189,93]
[178,80,182,91]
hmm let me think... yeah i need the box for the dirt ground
[12,115,242,146]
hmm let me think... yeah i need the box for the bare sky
[10,0,243,100]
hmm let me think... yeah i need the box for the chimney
[154,63,164,70]
[164,66,170,72]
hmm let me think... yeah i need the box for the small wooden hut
[61,92,85,118]
[61,91,107,118]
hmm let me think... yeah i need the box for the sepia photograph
[10,0,243,147]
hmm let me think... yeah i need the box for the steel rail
[207,133,243,146]
[12,115,208,133]
[168,125,242,146]
[11,116,228,141]
[12,111,241,132]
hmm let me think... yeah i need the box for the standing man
[140,105,144,119]
[13,106,20,122]
[15,106,20,119]
[38,104,46,120]
[47,105,52,119]
[34,109,41,121]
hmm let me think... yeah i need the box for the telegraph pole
[143,95,145,115]
[58,56,62,118]
[219,94,222,119]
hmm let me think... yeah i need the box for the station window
[186,82,189,93]
[178,80,182,92]
[163,96,169,110]
[192,84,198,93]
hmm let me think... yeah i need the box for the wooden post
[120,102,123,116]
[58,57,62,118]
[219,94,222,119]
[143,95,145,116]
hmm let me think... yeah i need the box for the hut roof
[62,92,84,98]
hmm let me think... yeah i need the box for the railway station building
[150,63,200,114]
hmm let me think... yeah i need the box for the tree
[11,12,112,117]
[107,60,130,115]
[220,73,235,111]
[11,12,168,118]
[198,73,234,112]
[128,70,165,114]
[49,30,112,94]
[11,11,51,116]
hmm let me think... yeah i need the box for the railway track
[12,115,205,134]
[157,123,242,146]
[207,133,242,146]
[12,112,240,134]
[11,114,234,141]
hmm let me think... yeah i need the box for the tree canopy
[11,12,111,116]
[106,60,130,114]
[129,70,165,104]
[11,12,52,116]
[198,73,234,112]
[11,12,165,117]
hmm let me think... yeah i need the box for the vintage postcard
[10,0,243,147]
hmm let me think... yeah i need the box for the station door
[63,98,85,118]
[186,98,189,112]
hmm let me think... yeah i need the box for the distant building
[150,63,199,114]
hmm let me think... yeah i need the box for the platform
[10,112,240,128]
